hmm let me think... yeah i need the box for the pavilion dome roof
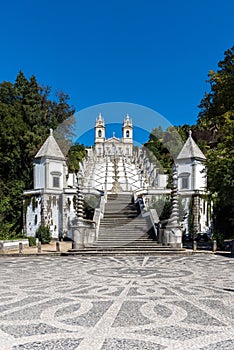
[35,129,65,160]
[177,131,206,160]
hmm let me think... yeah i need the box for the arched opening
[126,130,130,138]
[98,129,102,137]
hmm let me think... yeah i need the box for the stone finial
[189,130,192,137]
[50,128,53,136]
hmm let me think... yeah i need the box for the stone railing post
[212,240,217,252]
[193,240,197,252]
[37,241,41,253]
[19,242,23,254]
[231,241,234,254]
[56,241,60,252]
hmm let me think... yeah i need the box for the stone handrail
[93,194,106,240]
[148,209,160,240]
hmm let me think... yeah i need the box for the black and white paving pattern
[0,255,233,349]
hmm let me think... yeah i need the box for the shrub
[28,236,37,246]
[84,194,100,220]
[36,224,51,244]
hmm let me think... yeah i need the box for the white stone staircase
[69,193,185,255]
[82,156,147,192]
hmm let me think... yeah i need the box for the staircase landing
[70,193,185,255]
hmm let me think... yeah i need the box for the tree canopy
[144,125,185,177]
[146,46,234,237]
[0,71,75,238]
[197,46,234,236]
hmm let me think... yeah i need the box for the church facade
[23,115,212,241]
[94,113,133,156]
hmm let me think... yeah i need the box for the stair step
[84,192,182,254]
[66,249,186,256]
[95,194,155,251]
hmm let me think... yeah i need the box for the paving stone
[201,339,234,350]
[0,255,233,349]
[101,338,165,349]
[12,338,82,349]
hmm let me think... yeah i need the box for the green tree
[198,46,234,237]
[36,224,51,244]
[144,126,184,187]
[0,72,75,238]
[150,196,186,228]
[67,144,87,173]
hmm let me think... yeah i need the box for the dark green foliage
[144,126,184,183]
[36,224,51,244]
[28,236,37,246]
[197,46,234,238]
[147,46,234,238]
[0,71,75,239]
[150,196,186,228]
[150,197,172,223]
[67,144,87,173]
[84,195,100,220]
[212,232,225,250]
[198,47,234,129]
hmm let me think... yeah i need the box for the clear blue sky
[0,0,233,131]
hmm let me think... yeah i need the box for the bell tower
[94,113,105,156]
[122,114,133,156]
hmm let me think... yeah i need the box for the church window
[180,172,190,190]
[126,148,129,155]
[98,147,102,155]
[126,130,130,138]
[181,177,189,189]
[98,130,102,137]
[34,215,37,225]
[53,176,60,188]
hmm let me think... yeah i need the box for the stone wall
[0,239,29,252]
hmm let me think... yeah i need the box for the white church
[23,114,212,242]
[94,113,133,157]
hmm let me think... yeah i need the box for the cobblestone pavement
[0,255,233,350]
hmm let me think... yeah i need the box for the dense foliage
[35,223,51,244]
[197,46,234,237]
[67,144,87,173]
[146,46,234,238]
[144,126,185,175]
[0,72,75,238]
[150,196,186,227]
[83,194,100,220]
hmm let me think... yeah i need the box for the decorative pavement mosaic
[0,254,233,350]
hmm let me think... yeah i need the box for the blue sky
[0,0,233,144]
